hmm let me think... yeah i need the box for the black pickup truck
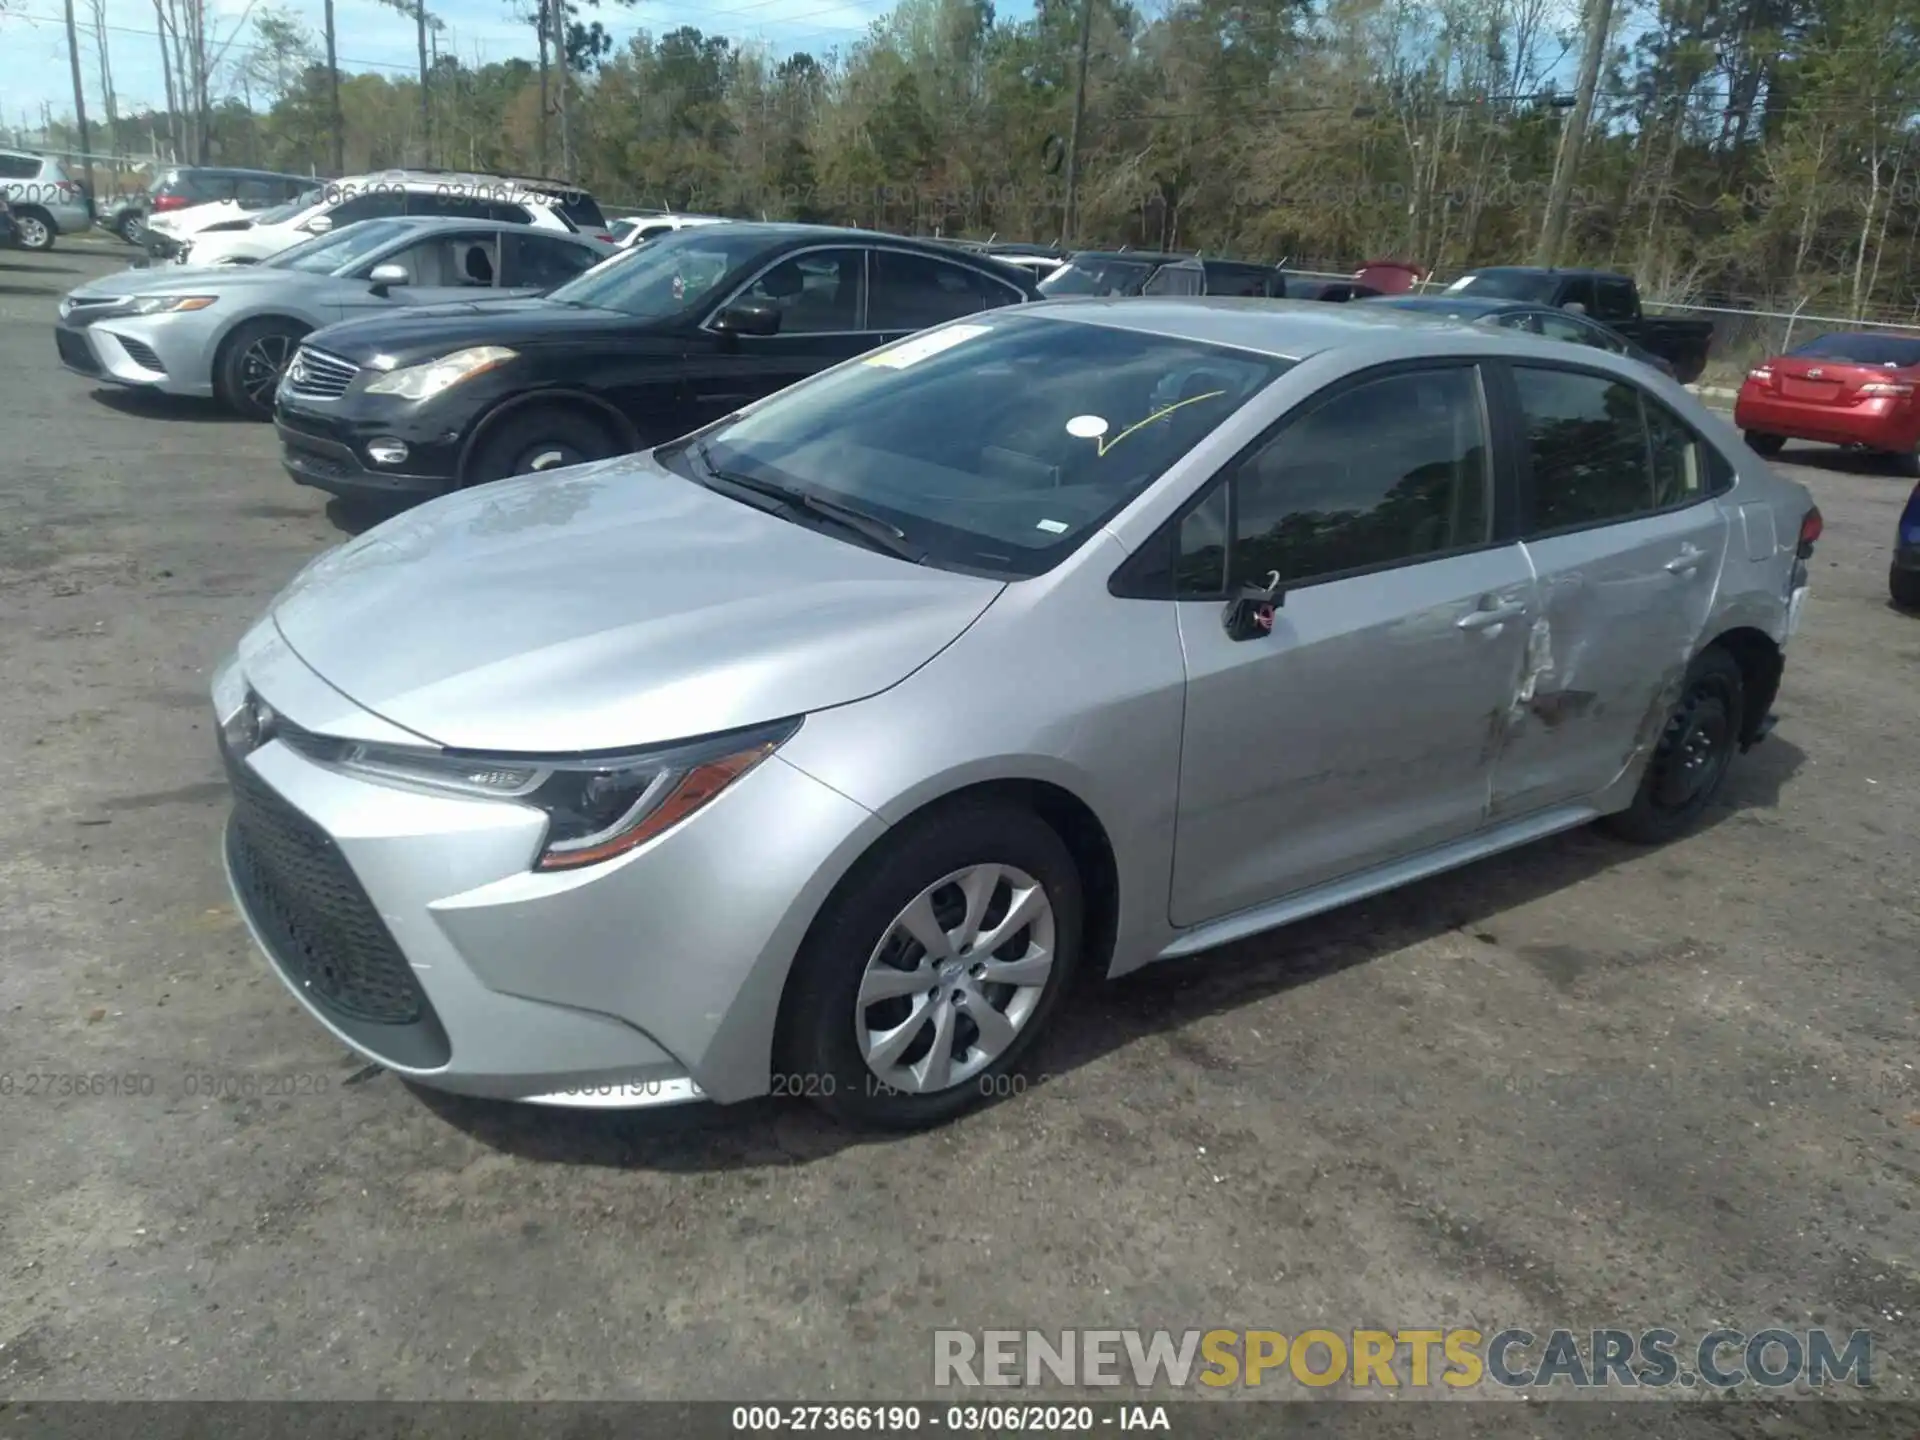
[1440,267,1714,384]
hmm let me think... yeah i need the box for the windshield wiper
[687,443,925,563]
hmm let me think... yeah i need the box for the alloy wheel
[240,334,294,407]
[17,214,51,249]
[854,863,1055,1095]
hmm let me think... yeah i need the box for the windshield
[544,227,776,317]
[267,218,416,274]
[1790,332,1920,366]
[254,188,323,226]
[1038,258,1154,297]
[1444,271,1558,303]
[664,311,1293,577]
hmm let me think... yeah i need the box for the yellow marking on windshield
[1094,391,1227,456]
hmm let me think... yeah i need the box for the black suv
[1037,251,1286,299]
[274,223,1042,501]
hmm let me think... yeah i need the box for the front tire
[1601,646,1746,845]
[215,319,305,420]
[116,211,144,245]
[1744,430,1785,457]
[778,801,1083,1131]
[467,408,620,485]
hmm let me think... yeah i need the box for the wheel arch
[768,773,1123,1068]
[1701,623,1783,748]
[458,389,641,484]
[209,312,313,392]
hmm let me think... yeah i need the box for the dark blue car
[1895,480,1920,610]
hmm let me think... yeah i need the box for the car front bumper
[211,629,885,1108]
[275,389,469,501]
[1895,543,1920,575]
[1734,390,1920,451]
[54,312,215,398]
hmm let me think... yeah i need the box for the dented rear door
[1486,364,1730,816]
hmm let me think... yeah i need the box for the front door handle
[1458,599,1528,631]
[1665,546,1706,575]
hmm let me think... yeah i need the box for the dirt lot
[0,243,1914,1415]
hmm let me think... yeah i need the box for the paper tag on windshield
[864,324,993,369]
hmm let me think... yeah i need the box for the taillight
[1797,506,1823,558]
[594,231,613,242]
[1858,380,1913,398]
[1748,366,1773,382]
[152,194,187,211]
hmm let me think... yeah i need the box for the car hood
[76,264,319,299]
[305,299,642,365]
[268,454,1005,754]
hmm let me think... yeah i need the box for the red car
[1735,331,1920,474]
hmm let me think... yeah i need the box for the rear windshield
[529,186,607,231]
[1445,271,1558,303]
[1038,258,1154,297]
[1790,333,1920,366]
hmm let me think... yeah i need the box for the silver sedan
[54,217,614,419]
[210,299,1819,1129]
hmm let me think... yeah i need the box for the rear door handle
[1665,545,1706,575]
[1458,599,1528,631]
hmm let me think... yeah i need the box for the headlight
[282,718,799,871]
[128,294,216,314]
[363,346,518,401]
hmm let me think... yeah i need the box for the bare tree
[323,0,341,173]
[86,0,119,166]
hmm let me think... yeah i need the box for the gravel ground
[0,243,1914,1421]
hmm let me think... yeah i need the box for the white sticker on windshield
[1066,414,1109,439]
[1036,519,1070,534]
[864,324,993,369]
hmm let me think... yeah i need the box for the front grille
[222,742,428,1027]
[118,336,165,373]
[63,295,125,325]
[282,346,358,401]
[55,327,100,375]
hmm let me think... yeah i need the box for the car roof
[1461,265,1626,281]
[351,215,605,239]
[1017,295,1505,359]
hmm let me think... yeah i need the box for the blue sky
[0,0,908,135]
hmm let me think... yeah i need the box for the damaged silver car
[212,299,1819,1130]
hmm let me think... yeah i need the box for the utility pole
[1534,0,1612,267]
[1060,0,1094,246]
[416,0,430,165]
[324,0,342,174]
[62,0,94,195]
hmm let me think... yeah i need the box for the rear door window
[867,250,1026,331]
[1592,276,1637,322]
[0,155,43,180]
[1512,366,1658,532]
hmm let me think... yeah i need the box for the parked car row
[0,147,93,250]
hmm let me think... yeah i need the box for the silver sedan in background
[210,301,1819,1130]
[54,218,614,419]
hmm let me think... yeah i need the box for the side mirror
[713,301,782,337]
[1222,569,1286,641]
[301,214,333,235]
[368,262,408,296]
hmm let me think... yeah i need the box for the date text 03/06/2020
[731,1406,1171,1432]
[933,1327,1875,1391]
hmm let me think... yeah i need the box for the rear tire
[466,408,620,485]
[1892,565,1920,612]
[1883,448,1920,479]
[1744,430,1785,457]
[14,208,55,251]
[116,211,144,245]
[215,319,306,420]
[1601,646,1746,845]
[776,801,1083,1131]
